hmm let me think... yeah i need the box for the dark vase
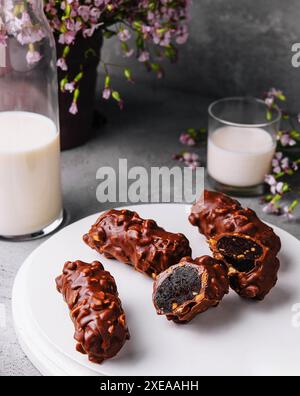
[55,32,103,150]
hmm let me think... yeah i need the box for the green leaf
[282,183,290,193]
[264,194,274,202]
[60,76,68,92]
[271,194,282,204]
[124,68,132,81]
[133,21,142,31]
[74,88,80,101]
[266,110,273,121]
[74,72,83,83]
[136,35,144,49]
[63,46,70,58]
[290,200,299,211]
[121,42,129,52]
[277,94,286,101]
[105,75,111,88]
[151,63,160,72]
[112,91,121,102]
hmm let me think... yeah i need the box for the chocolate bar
[189,190,281,300]
[153,256,229,323]
[83,209,192,278]
[56,260,130,364]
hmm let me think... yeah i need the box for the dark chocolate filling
[155,266,201,314]
[217,236,263,273]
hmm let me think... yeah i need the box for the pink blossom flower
[90,8,101,21]
[263,202,281,215]
[264,175,284,195]
[118,28,131,42]
[102,88,111,100]
[17,27,45,45]
[0,31,7,46]
[26,50,42,65]
[273,182,284,195]
[182,152,201,169]
[292,161,299,172]
[123,48,134,58]
[58,31,76,45]
[280,133,296,147]
[138,51,150,63]
[283,206,295,221]
[69,101,78,115]
[265,174,276,187]
[268,88,284,99]
[64,82,75,93]
[265,97,274,108]
[179,132,196,146]
[82,23,102,38]
[78,6,91,23]
[57,57,68,71]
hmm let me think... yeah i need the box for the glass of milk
[207,97,281,196]
[0,0,64,240]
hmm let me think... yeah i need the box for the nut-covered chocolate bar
[56,260,130,364]
[153,256,229,323]
[83,209,192,278]
[189,190,281,300]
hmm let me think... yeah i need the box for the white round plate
[12,204,300,376]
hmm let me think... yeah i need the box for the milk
[208,126,276,187]
[0,111,62,236]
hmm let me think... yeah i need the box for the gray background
[1,1,300,376]
[103,0,300,113]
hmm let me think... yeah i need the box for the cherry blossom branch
[48,0,191,113]
[262,89,300,219]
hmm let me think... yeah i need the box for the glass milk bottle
[0,0,63,240]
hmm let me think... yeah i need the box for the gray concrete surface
[103,0,300,113]
[0,83,299,376]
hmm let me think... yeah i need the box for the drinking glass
[207,97,281,196]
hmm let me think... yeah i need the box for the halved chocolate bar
[189,190,281,300]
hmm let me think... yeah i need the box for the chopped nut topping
[195,294,203,302]
[228,267,237,275]
[118,314,126,327]
[108,325,115,335]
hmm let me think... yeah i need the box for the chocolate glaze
[189,190,281,300]
[83,209,192,278]
[56,260,129,364]
[153,256,229,323]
